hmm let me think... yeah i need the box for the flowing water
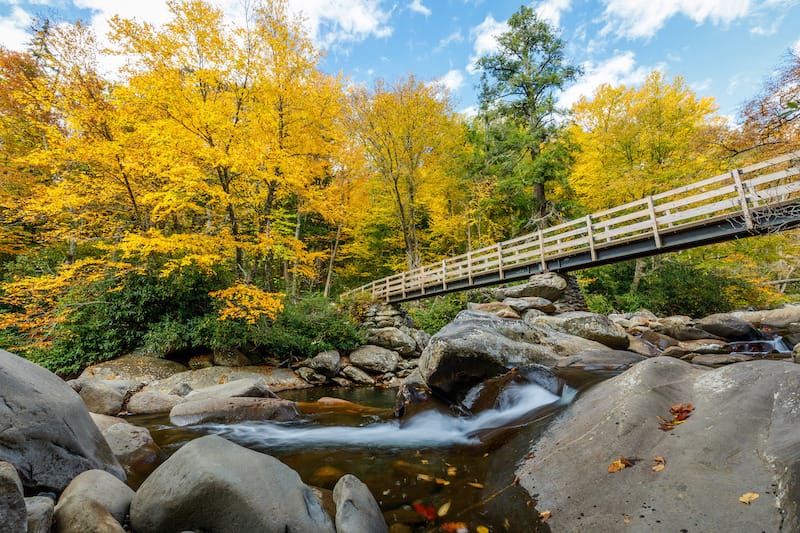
[134,379,576,531]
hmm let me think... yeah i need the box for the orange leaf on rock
[739,492,760,505]
[412,501,436,520]
[441,522,468,533]
[608,456,634,473]
[539,510,552,522]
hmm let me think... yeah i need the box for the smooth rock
[733,305,800,329]
[531,311,630,349]
[212,347,251,367]
[169,397,299,426]
[401,327,431,353]
[0,350,124,493]
[75,379,136,416]
[297,366,328,385]
[0,461,25,533]
[553,349,646,376]
[349,345,400,373]
[25,496,54,533]
[365,328,418,357]
[650,316,724,341]
[130,435,335,533]
[691,353,755,366]
[491,272,567,302]
[184,377,279,402]
[304,350,341,378]
[340,365,376,385]
[89,413,128,432]
[79,354,187,382]
[142,366,310,395]
[101,424,161,478]
[126,389,185,415]
[661,339,731,359]
[54,469,134,532]
[696,313,761,340]
[503,296,556,314]
[517,358,800,532]
[333,474,389,533]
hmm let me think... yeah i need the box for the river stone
[297,366,328,385]
[25,496,54,533]
[141,366,310,395]
[333,474,389,533]
[303,350,342,377]
[794,343,800,363]
[553,349,646,376]
[531,311,630,350]
[131,435,335,533]
[126,389,185,415]
[517,358,800,532]
[74,379,137,416]
[89,413,128,432]
[503,296,555,314]
[0,461,26,533]
[365,327,418,357]
[212,347,251,367]
[55,469,133,528]
[340,365,376,385]
[169,397,299,426]
[491,272,567,302]
[696,313,761,340]
[733,305,800,329]
[636,329,680,350]
[79,354,188,382]
[691,353,754,366]
[650,316,724,341]
[0,350,124,493]
[101,424,161,477]
[350,345,400,373]
[401,326,431,352]
[184,377,279,402]
[660,339,731,359]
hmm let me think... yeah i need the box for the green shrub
[407,293,467,335]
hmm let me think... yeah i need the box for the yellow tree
[349,76,465,271]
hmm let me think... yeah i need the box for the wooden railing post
[585,214,597,261]
[441,260,447,290]
[385,278,390,302]
[646,196,662,248]
[401,272,406,299]
[538,229,546,271]
[467,250,473,284]
[496,244,504,279]
[731,169,754,230]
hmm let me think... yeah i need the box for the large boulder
[340,365,376,385]
[79,354,187,381]
[130,435,335,533]
[553,349,646,379]
[101,423,162,483]
[169,397,299,426]
[491,272,567,302]
[365,327,418,357]
[416,311,606,398]
[517,358,800,532]
[530,311,630,349]
[139,366,309,395]
[0,461,25,533]
[0,350,124,493]
[25,496,54,533]
[333,474,388,533]
[696,313,761,340]
[302,350,342,378]
[125,389,185,415]
[54,470,133,533]
[72,379,137,416]
[650,315,723,341]
[183,377,279,402]
[349,345,400,373]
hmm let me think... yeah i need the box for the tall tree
[476,5,580,229]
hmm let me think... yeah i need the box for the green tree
[475,5,580,229]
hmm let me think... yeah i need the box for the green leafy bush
[407,293,467,335]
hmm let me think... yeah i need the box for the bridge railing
[345,151,800,302]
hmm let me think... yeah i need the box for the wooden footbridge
[346,151,800,303]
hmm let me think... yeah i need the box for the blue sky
[2,0,799,120]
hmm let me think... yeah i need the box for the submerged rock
[169,397,299,426]
[333,474,389,533]
[517,358,800,532]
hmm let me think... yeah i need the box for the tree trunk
[324,222,343,298]
[533,181,547,228]
[630,257,647,294]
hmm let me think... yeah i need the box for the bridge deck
[345,151,800,303]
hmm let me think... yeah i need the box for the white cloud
[558,51,653,108]
[408,0,431,17]
[601,0,751,39]
[289,0,394,48]
[467,14,507,74]
[0,7,34,52]
[793,38,800,56]
[535,0,571,28]
[436,30,463,50]
[436,69,465,92]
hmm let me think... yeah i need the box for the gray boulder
[212,348,251,367]
[0,461,25,533]
[650,315,724,341]
[553,349,646,377]
[54,469,134,533]
[24,496,54,533]
[184,377,279,402]
[349,345,400,373]
[303,350,342,378]
[89,413,127,432]
[333,474,388,533]
[79,354,187,381]
[491,272,567,301]
[126,389,185,415]
[503,296,556,314]
[340,365,376,385]
[101,424,161,479]
[365,327,418,357]
[401,326,432,352]
[531,311,630,349]
[73,379,138,416]
[297,366,328,385]
[141,366,309,395]
[691,353,754,366]
[169,397,299,426]
[0,350,124,492]
[130,435,335,533]
[517,358,800,532]
[696,313,761,340]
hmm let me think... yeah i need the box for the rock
[349,345,400,373]
[417,311,606,399]
[304,350,341,377]
[0,461,26,533]
[0,350,124,493]
[331,376,352,387]
[794,343,800,363]
[185,377,279,402]
[696,313,761,340]
[188,354,214,369]
[170,383,193,396]
[333,474,388,533]
[74,379,137,416]
[661,339,731,359]
[89,413,128,432]
[130,435,335,533]
[502,296,555,314]
[531,311,630,349]
[54,470,134,533]
[636,329,680,350]
[733,305,800,329]
[101,424,161,481]
[517,358,800,532]
[169,397,299,426]
[691,353,755,366]
[471,302,520,319]
[365,327,418,357]
[79,354,187,382]
[625,335,661,357]
[401,327,431,353]
[25,496,54,533]
[212,347,251,367]
[141,366,310,395]
[491,272,567,302]
[297,367,328,385]
[650,316,724,341]
[340,365,376,385]
[126,389,185,415]
[553,349,646,378]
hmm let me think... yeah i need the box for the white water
[199,381,567,450]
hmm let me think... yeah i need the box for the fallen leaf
[441,522,468,533]
[446,466,457,476]
[652,456,666,471]
[420,459,429,465]
[513,476,520,486]
[539,510,552,522]
[608,456,634,473]
[623,514,632,524]
[739,492,760,505]
[417,474,433,482]
[651,463,665,472]
[435,477,450,486]
[476,526,489,533]
[412,501,436,520]
[467,482,484,489]
[437,500,451,517]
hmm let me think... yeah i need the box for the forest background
[1,0,798,376]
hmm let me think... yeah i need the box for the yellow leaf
[416,474,433,482]
[435,477,450,486]
[447,466,457,476]
[651,463,665,472]
[739,492,760,505]
[467,482,484,489]
[539,510,552,522]
[477,527,489,533]
[437,500,451,517]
